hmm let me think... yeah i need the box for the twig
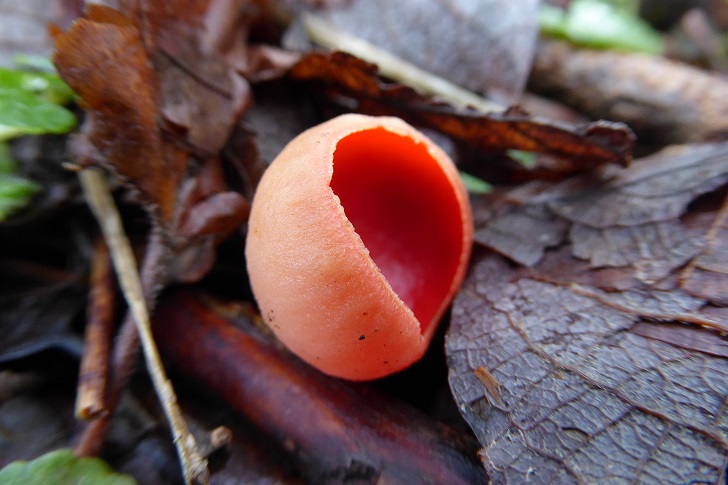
[78,169,209,485]
[302,13,503,114]
[76,230,176,458]
[75,238,115,420]
[75,231,174,458]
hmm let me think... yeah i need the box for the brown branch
[75,237,116,420]
[152,289,488,484]
[74,230,165,457]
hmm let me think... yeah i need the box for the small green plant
[0,56,77,221]
[0,448,136,485]
[540,0,664,54]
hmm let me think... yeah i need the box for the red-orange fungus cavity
[330,128,464,335]
[245,114,473,381]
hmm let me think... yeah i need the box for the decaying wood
[152,290,488,485]
[529,39,728,144]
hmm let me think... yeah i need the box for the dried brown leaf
[53,10,186,224]
[140,0,254,154]
[52,3,254,282]
[289,51,635,179]
[632,322,728,359]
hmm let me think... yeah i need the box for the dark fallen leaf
[0,136,88,365]
[681,195,728,307]
[0,220,87,363]
[447,254,728,483]
[289,51,634,179]
[0,279,84,364]
[632,322,728,359]
[0,364,296,485]
[530,39,728,144]
[447,143,728,483]
[152,289,488,485]
[476,143,728,276]
[298,0,539,105]
[474,202,570,267]
[239,81,321,168]
[0,369,77,467]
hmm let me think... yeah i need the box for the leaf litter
[447,142,728,483]
[0,0,727,483]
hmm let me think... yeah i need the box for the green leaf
[0,65,75,105]
[0,449,136,485]
[459,171,492,195]
[0,64,76,141]
[0,174,41,221]
[0,90,76,140]
[539,4,566,36]
[540,0,664,54]
[506,149,538,169]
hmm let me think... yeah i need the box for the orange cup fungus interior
[245,114,473,381]
[330,129,465,335]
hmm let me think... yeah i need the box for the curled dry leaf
[447,143,728,483]
[289,51,635,179]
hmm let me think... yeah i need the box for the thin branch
[75,231,162,457]
[302,13,503,114]
[75,238,115,420]
[78,169,209,485]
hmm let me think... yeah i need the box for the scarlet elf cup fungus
[245,114,473,380]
